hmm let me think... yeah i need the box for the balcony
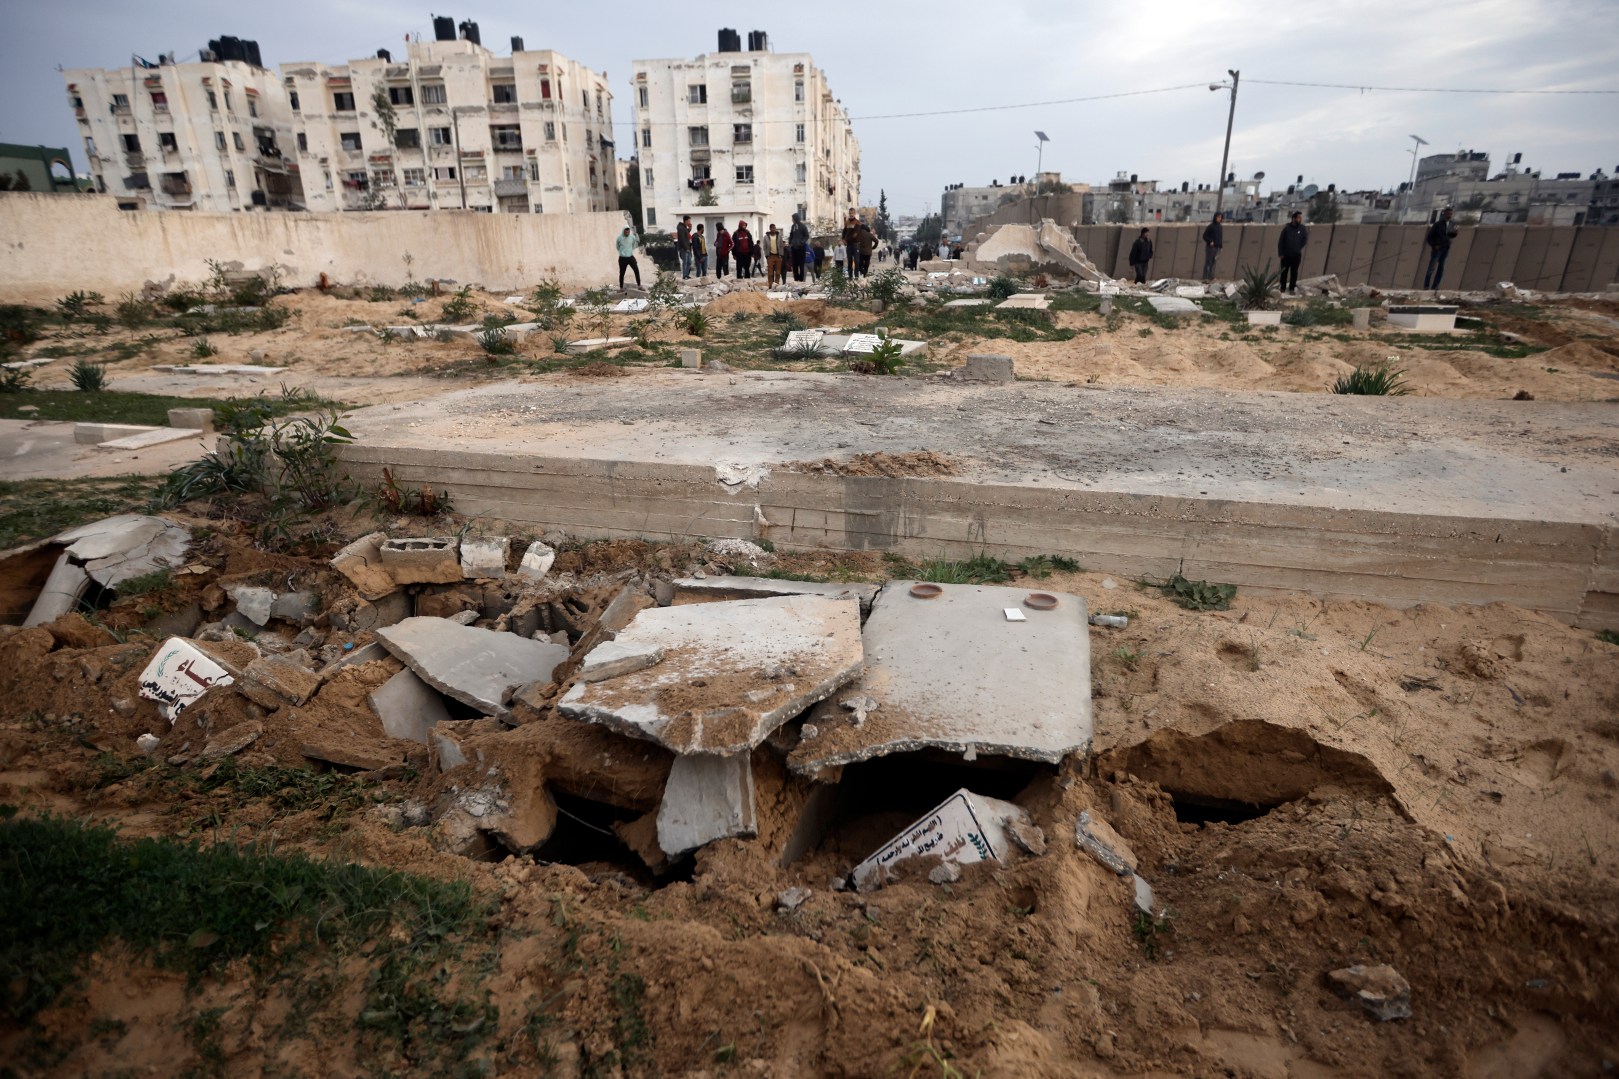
[493,178,528,198]
[160,176,192,196]
[123,150,145,167]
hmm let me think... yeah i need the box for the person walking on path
[715,224,732,279]
[810,240,825,282]
[1201,213,1224,281]
[1278,211,1308,293]
[1423,207,1458,290]
[763,224,786,286]
[676,215,693,279]
[1128,227,1153,284]
[693,224,709,278]
[733,221,753,279]
[789,213,811,282]
[615,227,641,291]
[856,224,877,278]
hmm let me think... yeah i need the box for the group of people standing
[614,209,890,292]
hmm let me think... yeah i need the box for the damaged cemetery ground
[2,501,1619,1075]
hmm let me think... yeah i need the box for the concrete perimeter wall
[0,193,632,300]
[337,447,1619,631]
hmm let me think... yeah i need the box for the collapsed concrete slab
[1147,295,1201,316]
[24,514,190,626]
[789,582,1091,774]
[236,655,321,708]
[559,594,863,756]
[329,532,397,599]
[656,752,757,856]
[460,536,509,579]
[370,668,452,743]
[672,575,880,614]
[849,788,1035,891]
[377,616,569,718]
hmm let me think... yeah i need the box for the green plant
[440,285,478,323]
[1115,645,1141,671]
[907,552,1011,584]
[525,279,575,330]
[1017,554,1082,578]
[774,334,832,361]
[986,275,1020,301]
[627,319,659,348]
[0,366,32,393]
[1282,299,1353,327]
[867,268,906,307]
[376,467,452,516]
[1161,573,1236,611]
[849,337,905,375]
[475,327,516,355]
[1596,629,1619,646]
[550,333,573,354]
[55,291,102,319]
[1133,908,1174,960]
[190,338,219,358]
[367,285,398,302]
[114,292,154,329]
[69,358,107,392]
[1332,359,1410,396]
[683,306,710,337]
[1235,264,1281,311]
[579,287,615,339]
[646,271,684,312]
[114,568,175,598]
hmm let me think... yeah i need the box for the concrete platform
[334,372,1619,629]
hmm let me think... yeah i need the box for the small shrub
[377,467,452,515]
[190,338,218,359]
[627,320,659,348]
[475,327,516,355]
[159,286,209,313]
[367,285,398,302]
[85,313,114,335]
[70,359,108,392]
[646,271,684,312]
[440,286,478,323]
[1282,300,1353,327]
[868,268,906,307]
[1332,359,1409,396]
[774,336,833,361]
[1161,574,1235,611]
[986,276,1020,301]
[1235,264,1281,311]
[114,293,154,329]
[0,366,33,393]
[683,307,710,338]
[55,291,100,319]
[550,333,573,354]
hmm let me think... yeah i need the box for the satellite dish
[1300,184,1319,199]
[1253,171,1265,180]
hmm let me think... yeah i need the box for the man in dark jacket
[1278,212,1308,293]
[1423,207,1458,290]
[788,213,810,282]
[676,216,693,279]
[1128,228,1153,284]
[1201,213,1223,281]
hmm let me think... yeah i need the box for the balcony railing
[160,177,192,196]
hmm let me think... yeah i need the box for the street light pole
[1400,134,1428,221]
[1211,69,1239,217]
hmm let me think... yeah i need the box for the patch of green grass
[114,567,175,597]
[1017,554,1083,578]
[0,389,343,426]
[1332,360,1409,396]
[1597,629,1619,647]
[0,475,164,548]
[1047,291,1104,314]
[892,552,1013,585]
[1282,300,1353,327]
[1160,573,1236,611]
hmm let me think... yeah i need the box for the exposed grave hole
[535,790,690,887]
[798,750,1048,865]
[1096,719,1400,827]
[0,544,66,625]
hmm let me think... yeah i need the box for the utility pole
[451,108,467,209]
[1212,69,1239,217]
[1400,134,1428,221]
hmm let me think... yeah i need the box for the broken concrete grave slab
[236,655,322,709]
[74,423,155,445]
[995,294,1050,310]
[329,532,397,598]
[200,720,264,761]
[656,752,757,857]
[138,637,235,721]
[379,537,462,584]
[227,584,276,627]
[850,788,1034,891]
[789,582,1091,775]
[460,536,510,579]
[154,363,288,376]
[269,590,320,625]
[672,574,879,614]
[517,541,556,581]
[301,740,403,771]
[166,407,216,430]
[579,639,666,683]
[96,427,201,452]
[559,594,863,756]
[370,668,451,743]
[565,336,634,354]
[942,298,991,308]
[1074,810,1139,876]
[1146,295,1201,316]
[25,514,190,626]
[376,616,568,718]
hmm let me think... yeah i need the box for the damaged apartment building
[62,17,617,215]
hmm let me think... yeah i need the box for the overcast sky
[5,0,1616,216]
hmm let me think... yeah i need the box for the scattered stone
[460,536,510,579]
[229,584,276,627]
[517,541,556,581]
[320,639,390,674]
[1326,964,1413,1022]
[300,740,402,771]
[137,638,235,721]
[200,720,264,760]
[269,591,321,625]
[448,610,480,625]
[928,862,962,885]
[776,886,812,912]
[329,532,397,598]
[1007,819,1048,856]
[414,587,480,620]
[370,668,451,743]
[957,353,1015,383]
[851,788,1035,892]
[235,655,322,708]
[380,537,463,585]
[1075,810,1139,875]
[376,616,568,718]
[656,752,757,856]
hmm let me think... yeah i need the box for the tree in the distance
[618,161,643,232]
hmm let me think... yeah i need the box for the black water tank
[246,40,262,67]
[377,48,391,61]
[511,36,524,52]
[1129,173,1137,183]
[747,30,768,51]
[718,28,741,52]
[459,19,481,44]
[434,15,456,41]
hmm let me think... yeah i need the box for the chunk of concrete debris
[956,354,1015,383]
[995,293,1050,310]
[560,594,863,756]
[1074,810,1139,875]
[460,536,510,580]
[850,788,1035,892]
[228,584,276,627]
[928,862,962,885]
[236,655,322,708]
[517,541,556,581]
[379,537,462,585]
[136,732,161,754]
[656,752,757,856]
[270,591,321,626]
[300,740,402,771]
[24,514,191,627]
[370,668,451,743]
[776,886,812,912]
[329,532,397,599]
[200,720,264,760]
[138,637,235,721]
[579,639,666,683]
[672,575,879,614]
[1146,295,1200,316]
[791,582,1091,775]
[1326,964,1413,1022]
[377,616,568,718]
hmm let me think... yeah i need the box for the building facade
[283,28,616,214]
[630,29,859,237]
[65,50,299,211]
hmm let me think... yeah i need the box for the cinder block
[379,537,462,584]
[680,349,702,369]
[959,354,1015,383]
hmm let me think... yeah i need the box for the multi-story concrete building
[283,20,615,214]
[630,29,859,237]
[65,39,300,211]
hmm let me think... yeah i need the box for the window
[345,169,368,188]
[733,123,752,144]
[637,86,648,107]
[795,123,805,143]
[402,167,425,187]
[595,90,603,116]
[296,132,308,152]
[689,84,707,104]
[581,90,589,108]
[206,90,217,110]
[233,132,246,151]
[689,126,709,147]
[795,163,806,183]
[539,78,551,100]
[333,91,355,111]
[732,80,751,104]
[223,90,233,111]
[422,84,447,105]
[490,125,522,150]
[289,90,299,111]
[492,83,517,104]
[544,122,556,141]
[691,164,711,181]
[641,127,651,148]
[395,128,420,149]
[735,165,754,184]
[248,97,258,117]
[527,160,539,181]
[371,168,394,188]
[340,131,362,151]
[158,132,177,152]
[464,163,487,181]
[645,208,656,226]
[432,166,457,181]
[429,127,452,146]
[225,169,235,188]
[388,86,413,106]
[795,80,804,102]
[502,165,525,180]
[112,93,130,109]
[122,133,141,152]
[151,91,168,112]
[643,169,653,188]
[84,136,96,156]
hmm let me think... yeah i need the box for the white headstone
[138,638,235,722]
[843,333,884,354]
